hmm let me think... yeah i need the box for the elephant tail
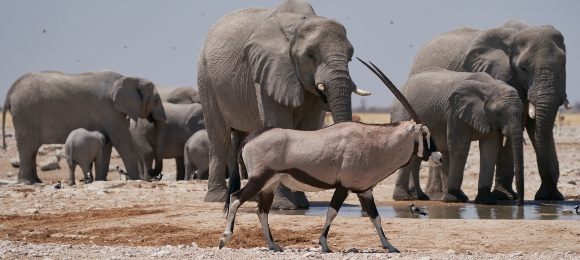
[2,98,10,151]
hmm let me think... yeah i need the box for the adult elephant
[129,102,205,181]
[407,19,568,201]
[198,0,370,209]
[2,70,167,184]
[391,69,525,205]
[156,85,200,104]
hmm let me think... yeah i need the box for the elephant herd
[2,0,571,210]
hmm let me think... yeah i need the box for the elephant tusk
[503,136,507,147]
[528,102,536,119]
[353,88,371,96]
[317,83,325,92]
[564,98,572,109]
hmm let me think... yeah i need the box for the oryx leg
[319,185,350,253]
[256,185,283,252]
[357,190,400,253]
[219,177,271,249]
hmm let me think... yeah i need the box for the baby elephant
[184,129,238,180]
[65,128,112,186]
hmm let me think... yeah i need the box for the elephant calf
[65,128,112,186]
[184,129,238,180]
[391,68,525,205]
[129,102,206,181]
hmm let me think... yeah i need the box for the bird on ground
[116,165,128,176]
[410,204,427,217]
[151,173,163,182]
[575,205,579,215]
[79,170,93,184]
[54,181,61,190]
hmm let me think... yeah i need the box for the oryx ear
[242,13,306,107]
[463,28,516,83]
[449,80,491,134]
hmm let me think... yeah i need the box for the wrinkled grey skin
[156,85,200,104]
[198,0,364,209]
[391,69,524,205]
[184,129,238,181]
[65,128,112,186]
[129,102,205,181]
[2,70,167,184]
[408,19,566,200]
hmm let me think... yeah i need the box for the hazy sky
[1,1,579,109]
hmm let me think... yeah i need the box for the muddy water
[260,201,580,220]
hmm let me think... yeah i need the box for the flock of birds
[53,165,162,190]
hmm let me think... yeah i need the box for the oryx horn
[357,57,422,124]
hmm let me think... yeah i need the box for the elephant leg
[99,144,113,181]
[408,157,429,200]
[94,149,106,181]
[184,155,196,181]
[106,125,140,180]
[492,138,517,200]
[443,143,470,203]
[525,121,564,200]
[203,103,232,202]
[393,156,421,200]
[475,135,500,205]
[16,137,42,184]
[175,157,185,181]
[137,156,145,180]
[425,152,449,201]
[68,162,77,186]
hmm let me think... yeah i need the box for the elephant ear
[185,103,205,129]
[463,28,517,83]
[449,79,491,134]
[243,13,307,107]
[112,77,156,122]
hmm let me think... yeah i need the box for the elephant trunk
[507,124,524,206]
[152,120,167,176]
[528,70,562,200]
[326,76,353,123]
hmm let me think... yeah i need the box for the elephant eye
[520,67,527,73]
[497,112,502,117]
[307,53,315,60]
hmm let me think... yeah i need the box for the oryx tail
[223,127,276,214]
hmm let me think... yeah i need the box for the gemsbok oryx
[219,59,443,253]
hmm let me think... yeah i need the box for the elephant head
[243,13,369,123]
[449,74,525,205]
[462,20,565,199]
[112,77,167,123]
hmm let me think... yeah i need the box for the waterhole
[243,201,580,220]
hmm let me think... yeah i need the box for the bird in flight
[410,204,427,217]
[43,29,46,33]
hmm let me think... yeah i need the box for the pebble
[25,208,39,214]
[151,250,171,257]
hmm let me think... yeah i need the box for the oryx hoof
[268,244,283,252]
[218,237,226,249]
[385,246,400,253]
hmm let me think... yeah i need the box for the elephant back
[409,27,480,77]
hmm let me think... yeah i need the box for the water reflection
[254,201,580,220]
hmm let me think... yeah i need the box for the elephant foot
[491,183,517,200]
[425,190,444,201]
[534,185,564,201]
[271,184,298,210]
[474,187,497,205]
[204,187,227,202]
[293,191,310,209]
[442,189,468,203]
[67,181,76,187]
[392,186,414,201]
[17,176,43,185]
[409,187,430,201]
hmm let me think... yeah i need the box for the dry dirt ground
[1,118,579,259]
